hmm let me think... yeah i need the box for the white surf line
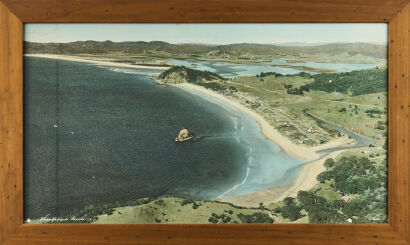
[217,167,251,199]
[217,137,254,199]
[173,84,260,199]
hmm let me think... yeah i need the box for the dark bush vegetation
[208,213,232,223]
[237,212,273,223]
[306,68,387,96]
[158,66,225,83]
[258,72,284,77]
[274,197,304,221]
[286,84,310,96]
[259,68,387,96]
[276,156,387,223]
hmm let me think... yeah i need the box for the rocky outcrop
[175,128,194,142]
[153,66,225,85]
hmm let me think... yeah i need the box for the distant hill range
[24,41,387,63]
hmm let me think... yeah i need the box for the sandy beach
[25,54,169,70]
[176,83,354,207]
[222,149,348,207]
[26,53,353,208]
[176,83,352,162]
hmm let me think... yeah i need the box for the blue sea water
[24,57,304,219]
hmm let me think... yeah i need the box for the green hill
[306,68,387,96]
[24,41,387,63]
[155,66,225,85]
[260,67,388,96]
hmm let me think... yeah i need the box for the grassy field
[89,66,389,223]
[30,149,385,224]
[92,68,388,224]
[94,197,276,224]
[31,65,388,224]
[205,72,387,147]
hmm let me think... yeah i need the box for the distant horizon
[24,40,388,46]
[24,24,388,45]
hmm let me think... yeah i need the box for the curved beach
[175,83,354,207]
[25,54,354,208]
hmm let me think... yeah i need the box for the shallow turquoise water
[24,57,303,219]
[169,58,381,77]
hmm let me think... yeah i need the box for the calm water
[24,57,303,219]
[169,58,382,78]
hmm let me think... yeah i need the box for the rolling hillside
[24,41,387,63]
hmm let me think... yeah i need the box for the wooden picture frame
[0,0,408,244]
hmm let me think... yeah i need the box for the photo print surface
[23,23,388,224]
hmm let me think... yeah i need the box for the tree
[316,171,332,183]
[237,213,273,223]
[324,158,335,170]
[275,197,304,221]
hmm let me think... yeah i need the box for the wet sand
[176,83,354,207]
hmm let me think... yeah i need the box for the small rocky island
[175,128,194,142]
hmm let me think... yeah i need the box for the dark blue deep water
[24,57,250,218]
[24,57,304,220]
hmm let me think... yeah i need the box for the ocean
[23,57,302,219]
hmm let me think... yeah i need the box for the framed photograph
[0,0,409,244]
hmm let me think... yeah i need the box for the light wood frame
[0,0,409,244]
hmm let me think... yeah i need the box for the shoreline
[223,149,348,207]
[27,54,353,208]
[174,83,354,207]
[24,54,169,70]
[175,83,352,162]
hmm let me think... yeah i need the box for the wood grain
[0,0,23,244]
[0,0,409,244]
[0,0,409,23]
[389,3,410,242]
[5,224,408,245]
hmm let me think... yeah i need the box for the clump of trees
[316,156,381,195]
[274,197,304,221]
[366,109,385,118]
[376,121,386,130]
[258,72,284,78]
[286,84,310,96]
[208,213,232,223]
[324,158,335,170]
[275,156,387,223]
[181,199,201,209]
[259,68,387,96]
[297,191,347,223]
[306,68,387,96]
[258,71,312,78]
[237,212,273,223]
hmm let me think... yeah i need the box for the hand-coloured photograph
[23,24,388,224]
